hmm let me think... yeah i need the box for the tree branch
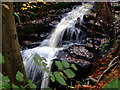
[85,56,119,85]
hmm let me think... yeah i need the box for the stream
[21,3,96,89]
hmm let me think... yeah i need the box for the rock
[67,45,94,60]
[57,44,95,62]
[74,60,93,80]
[21,40,41,49]
[39,33,49,39]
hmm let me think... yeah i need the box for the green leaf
[20,85,25,89]
[0,53,5,64]
[2,76,10,83]
[44,87,53,90]
[2,74,11,89]
[54,72,67,85]
[43,68,52,76]
[59,72,67,80]
[28,80,36,88]
[2,83,11,89]
[0,73,2,89]
[42,62,47,67]
[34,56,41,66]
[63,69,75,78]
[110,48,114,51]
[12,84,19,88]
[34,54,43,61]
[104,78,119,89]
[71,64,77,70]
[42,57,47,62]
[62,60,70,68]
[104,44,109,46]
[50,75,55,82]
[16,71,23,82]
[55,61,63,70]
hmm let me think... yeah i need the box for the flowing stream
[22,3,93,88]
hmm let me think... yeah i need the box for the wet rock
[49,20,59,27]
[39,33,49,39]
[21,40,41,49]
[57,44,95,62]
[67,45,94,60]
[74,60,93,80]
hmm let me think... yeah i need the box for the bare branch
[85,56,119,85]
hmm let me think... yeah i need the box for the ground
[73,13,120,89]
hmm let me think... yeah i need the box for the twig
[85,56,119,85]
[97,56,119,82]
[24,75,49,88]
[34,75,49,85]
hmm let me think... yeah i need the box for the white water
[22,3,93,89]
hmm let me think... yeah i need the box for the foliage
[33,54,77,86]
[16,71,24,82]
[2,73,11,89]
[1,54,36,89]
[104,78,119,89]
[28,80,36,88]
[1,71,36,89]
[13,2,70,23]
[51,2,69,10]
[0,53,5,64]
[54,71,67,85]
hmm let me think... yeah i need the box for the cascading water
[22,3,93,89]
[41,3,93,48]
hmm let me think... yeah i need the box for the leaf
[42,62,47,67]
[43,68,52,76]
[62,60,70,68]
[2,83,11,89]
[34,56,41,66]
[54,72,67,85]
[2,4,9,10]
[104,44,109,46]
[44,87,52,90]
[12,84,19,88]
[28,80,36,88]
[110,48,114,51]
[2,75,10,83]
[0,73,2,89]
[55,61,63,70]
[63,69,75,78]
[0,53,5,64]
[60,72,67,80]
[104,78,119,89]
[20,85,25,89]
[71,64,77,70]
[42,57,47,62]
[50,75,55,82]
[16,71,23,82]
[2,74,11,88]
[34,54,43,61]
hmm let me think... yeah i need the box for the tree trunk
[2,2,27,86]
[95,2,115,49]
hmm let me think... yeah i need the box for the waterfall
[22,3,93,89]
[41,3,93,48]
